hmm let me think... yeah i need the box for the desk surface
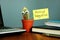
[0,32,60,40]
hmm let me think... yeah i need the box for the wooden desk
[0,32,60,40]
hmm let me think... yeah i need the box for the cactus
[22,7,29,20]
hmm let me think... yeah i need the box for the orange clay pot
[22,20,34,32]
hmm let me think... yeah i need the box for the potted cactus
[22,7,34,32]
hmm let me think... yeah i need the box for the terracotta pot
[22,19,34,32]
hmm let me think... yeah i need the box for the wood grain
[0,32,60,40]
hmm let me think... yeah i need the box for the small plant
[22,7,29,20]
[21,7,34,32]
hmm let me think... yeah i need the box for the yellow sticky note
[33,8,49,20]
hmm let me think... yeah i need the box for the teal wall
[1,0,60,28]
[0,0,1,5]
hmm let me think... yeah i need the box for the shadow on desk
[0,32,60,40]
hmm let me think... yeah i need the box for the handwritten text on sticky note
[33,8,49,20]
